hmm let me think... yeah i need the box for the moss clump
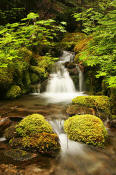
[6,85,21,99]
[72,96,111,119]
[8,114,60,154]
[18,133,60,154]
[111,115,116,120]
[64,114,108,147]
[16,114,53,137]
[30,73,39,84]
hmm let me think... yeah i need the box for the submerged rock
[64,114,108,147]
[4,149,37,161]
[6,85,21,99]
[71,96,111,121]
[7,114,60,155]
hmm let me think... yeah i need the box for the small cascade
[39,51,85,103]
[46,62,76,93]
[50,119,85,155]
[77,65,84,92]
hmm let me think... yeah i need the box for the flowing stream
[0,51,116,175]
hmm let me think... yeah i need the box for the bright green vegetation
[0,12,65,99]
[74,0,116,88]
[72,96,111,119]
[6,85,21,99]
[7,114,60,154]
[16,114,53,137]
[64,114,108,147]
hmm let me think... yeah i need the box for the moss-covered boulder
[8,114,60,155]
[64,114,108,147]
[10,133,60,154]
[71,96,111,120]
[16,114,53,137]
[6,85,21,99]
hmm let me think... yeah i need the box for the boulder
[71,96,111,121]
[7,114,60,155]
[64,114,108,147]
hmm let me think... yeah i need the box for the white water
[50,120,85,156]
[77,65,84,92]
[39,51,85,103]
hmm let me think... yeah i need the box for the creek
[0,51,116,175]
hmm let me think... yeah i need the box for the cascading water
[40,51,85,103]
[50,119,85,155]
[46,62,76,93]
[77,65,84,92]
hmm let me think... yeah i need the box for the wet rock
[71,96,111,121]
[4,125,17,140]
[0,117,11,134]
[66,104,95,116]
[4,149,37,161]
[68,68,78,76]
[0,164,24,175]
[8,114,61,155]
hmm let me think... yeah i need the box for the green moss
[4,125,17,140]
[22,133,60,154]
[6,85,21,99]
[72,96,111,116]
[30,73,39,84]
[0,68,13,88]
[9,114,60,154]
[16,114,53,137]
[112,115,116,119]
[30,66,47,79]
[10,132,60,154]
[64,114,108,147]
[18,47,32,63]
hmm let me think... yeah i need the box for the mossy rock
[0,68,13,86]
[8,114,60,154]
[30,73,39,84]
[4,125,17,140]
[64,114,108,147]
[66,104,95,116]
[72,96,111,120]
[6,85,21,99]
[16,114,53,137]
[18,47,32,63]
[10,133,60,154]
[4,149,36,161]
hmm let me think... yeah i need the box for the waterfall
[46,62,76,93]
[39,51,85,103]
[77,65,84,92]
[46,51,76,93]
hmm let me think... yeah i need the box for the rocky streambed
[0,94,116,175]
